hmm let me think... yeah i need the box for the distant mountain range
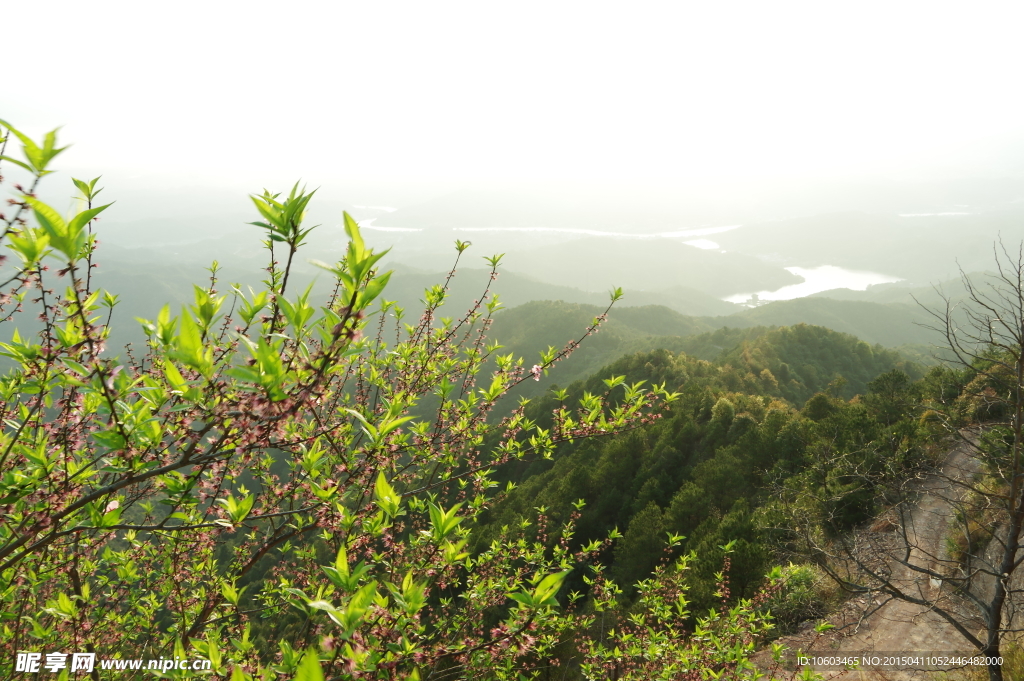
[2,254,957,368]
[713,210,1022,283]
[482,297,942,407]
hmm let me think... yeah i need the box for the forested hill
[382,266,741,317]
[473,326,934,622]
[488,301,712,403]
[24,256,941,361]
[712,324,923,402]
[721,298,935,347]
[390,266,941,349]
[489,300,922,406]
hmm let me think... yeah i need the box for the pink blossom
[104,500,119,513]
[531,365,542,381]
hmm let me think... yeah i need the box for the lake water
[898,212,971,217]
[358,218,902,306]
[447,224,741,239]
[361,222,742,239]
[359,218,421,232]
[682,238,720,250]
[725,265,903,305]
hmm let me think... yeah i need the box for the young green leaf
[292,651,324,681]
[374,472,401,517]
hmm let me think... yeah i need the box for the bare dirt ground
[755,433,988,680]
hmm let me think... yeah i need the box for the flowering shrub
[0,121,803,680]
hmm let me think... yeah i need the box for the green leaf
[217,493,255,525]
[292,649,324,681]
[343,212,366,261]
[532,569,570,606]
[6,228,50,265]
[67,202,113,235]
[100,505,122,527]
[342,581,378,632]
[169,311,213,377]
[4,124,70,173]
[359,271,392,308]
[71,177,103,202]
[400,571,427,615]
[0,155,32,172]
[24,197,67,236]
[221,580,246,606]
[374,472,400,517]
[428,502,463,541]
[22,196,102,261]
[508,592,535,607]
[162,360,188,393]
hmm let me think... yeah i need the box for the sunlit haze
[3,0,1023,305]
[5,1,1024,187]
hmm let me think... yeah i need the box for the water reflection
[725,266,902,305]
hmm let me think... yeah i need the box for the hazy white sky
[4,0,1024,187]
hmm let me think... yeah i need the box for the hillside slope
[475,325,931,615]
[487,301,714,404]
[716,298,936,347]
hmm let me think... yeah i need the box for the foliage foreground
[0,123,803,679]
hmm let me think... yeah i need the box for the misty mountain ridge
[367,176,1024,232]
[5,174,1011,383]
